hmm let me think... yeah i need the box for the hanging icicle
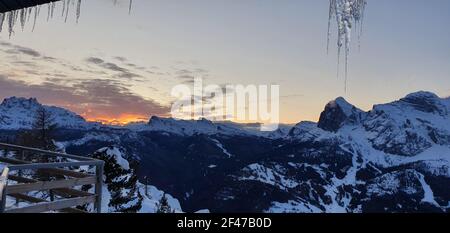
[129,0,133,14]
[0,0,134,37]
[8,10,16,37]
[327,0,367,92]
[0,13,4,33]
[76,0,82,23]
[32,5,41,32]
[64,0,71,23]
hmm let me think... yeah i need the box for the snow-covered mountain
[0,96,290,137]
[0,97,92,130]
[252,91,450,212]
[1,91,449,213]
[126,116,292,139]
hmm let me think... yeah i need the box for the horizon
[1,89,448,126]
[1,0,450,124]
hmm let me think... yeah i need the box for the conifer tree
[156,193,172,213]
[92,147,143,213]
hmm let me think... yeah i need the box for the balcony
[0,142,104,213]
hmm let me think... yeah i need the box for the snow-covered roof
[0,0,61,13]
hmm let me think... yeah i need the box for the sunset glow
[85,114,150,126]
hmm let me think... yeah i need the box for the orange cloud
[84,113,150,125]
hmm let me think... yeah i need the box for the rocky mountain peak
[0,96,89,130]
[1,97,41,109]
[399,91,446,114]
[318,97,363,132]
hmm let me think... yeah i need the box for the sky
[0,0,449,124]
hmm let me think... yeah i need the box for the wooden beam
[8,175,94,198]
[0,156,91,178]
[0,156,29,165]
[9,161,101,171]
[0,143,99,162]
[7,174,35,183]
[53,188,93,198]
[40,168,91,178]
[5,195,96,213]
[95,162,104,213]
[8,193,88,214]
[8,193,46,203]
[6,176,96,194]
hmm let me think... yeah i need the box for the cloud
[176,75,195,83]
[11,60,39,67]
[12,46,41,57]
[0,41,204,122]
[114,56,127,62]
[86,57,104,64]
[85,56,142,79]
[172,66,209,83]
[102,62,128,73]
[0,42,41,57]
[113,56,160,75]
[0,75,170,121]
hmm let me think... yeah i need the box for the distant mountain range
[0,91,449,213]
[0,97,91,130]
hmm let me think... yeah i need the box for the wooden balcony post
[95,161,104,213]
[1,166,9,213]
[16,150,25,206]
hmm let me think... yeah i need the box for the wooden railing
[0,143,104,213]
[0,166,8,211]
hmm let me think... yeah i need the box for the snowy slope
[265,91,450,212]
[127,116,292,138]
[91,146,183,213]
[0,97,92,130]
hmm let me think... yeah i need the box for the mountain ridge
[1,91,449,212]
[2,90,448,137]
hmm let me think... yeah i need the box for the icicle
[50,2,55,19]
[7,11,16,38]
[129,0,133,14]
[27,7,33,22]
[20,9,27,31]
[326,0,335,55]
[47,3,51,21]
[32,6,41,32]
[65,0,72,23]
[1,0,136,36]
[0,13,4,33]
[76,0,82,23]
[62,0,67,17]
[14,9,19,27]
[327,0,367,92]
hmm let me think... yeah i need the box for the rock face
[318,97,363,132]
[1,91,449,213]
[363,92,450,156]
